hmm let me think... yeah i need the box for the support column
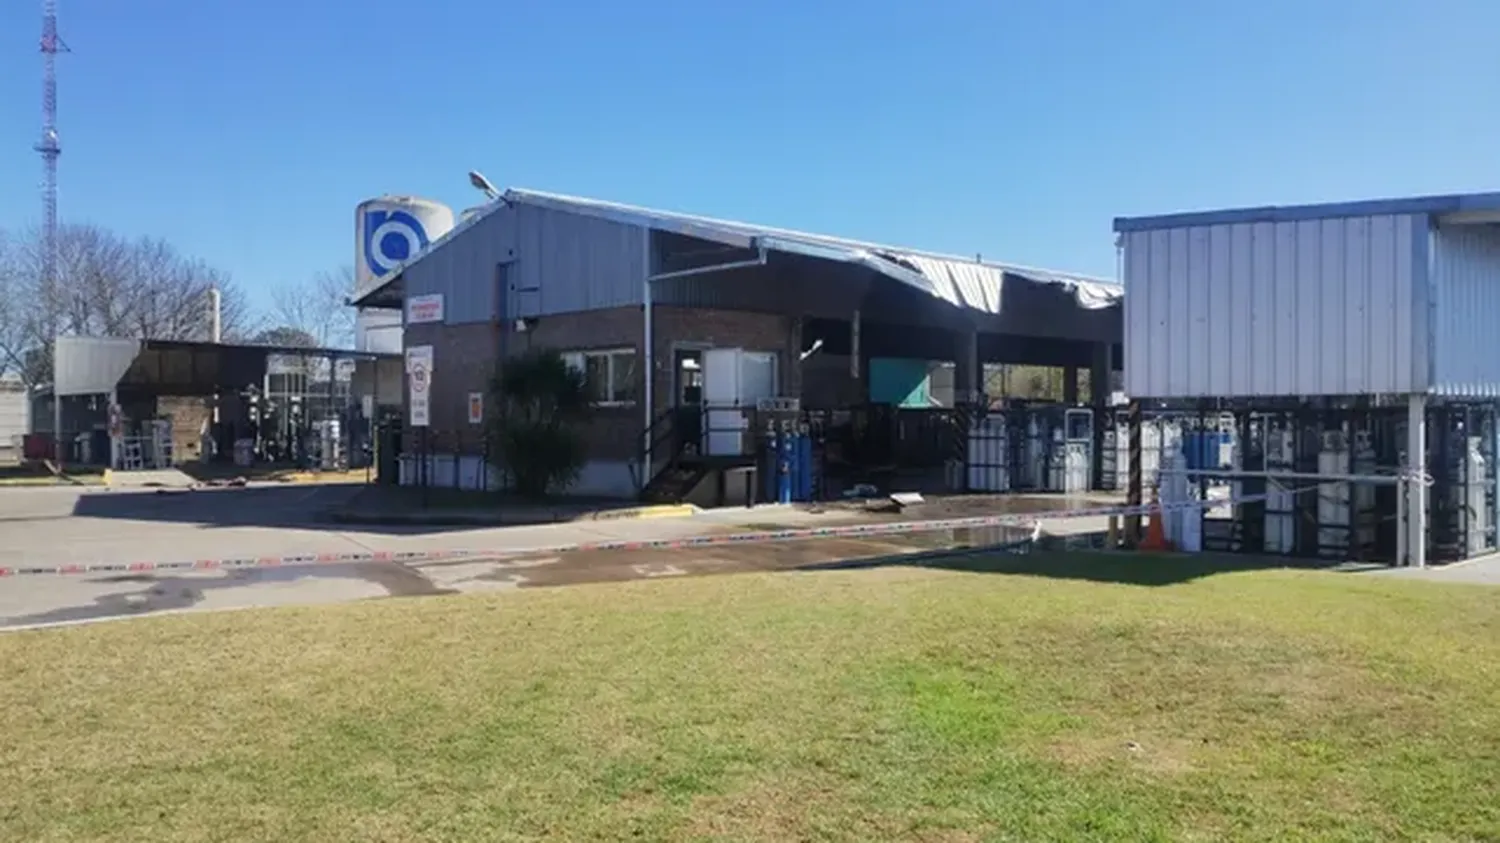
[1125,400,1143,548]
[1407,393,1427,568]
[953,325,980,405]
[1063,366,1080,404]
[1089,343,1113,490]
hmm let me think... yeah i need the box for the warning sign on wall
[405,345,433,428]
[467,392,483,425]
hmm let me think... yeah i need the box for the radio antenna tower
[37,0,68,467]
[37,0,67,306]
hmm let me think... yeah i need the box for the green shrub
[486,349,593,498]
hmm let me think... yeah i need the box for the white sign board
[467,392,484,425]
[405,345,434,428]
[406,293,445,325]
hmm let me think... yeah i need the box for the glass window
[609,351,638,404]
[559,348,638,405]
[584,354,611,403]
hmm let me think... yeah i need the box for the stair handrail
[631,407,694,495]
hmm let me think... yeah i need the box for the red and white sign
[405,345,434,428]
[406,293,445,325]
[467,391,484,425]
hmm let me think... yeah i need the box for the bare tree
[270,266,356,349]
[0,222,255,387]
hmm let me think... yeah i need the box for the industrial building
[352,187,1124,502]
[38,336,400,472]
[1116,191,1500,568]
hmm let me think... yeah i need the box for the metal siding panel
[1227,223,1255,395]
[515,206,645,316]
[1250,222,1276,395]
[1399,215,1423,392]
[1121,213,1424,398]
[401,207,511,325]
[1431,224,1500,396]
[1206,225,1233,395]
[1293,220,1320,395]
[1342,216,1369,394]
[54,337,142,396]
[1183,226,1209,396]
[1318,219,1345,395]
[1138,230,1170,397]
[1272,222,1298,393]
[1368,215,1399,393]
[1165,228,1189,396]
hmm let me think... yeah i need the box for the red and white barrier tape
[0,492,1272,578]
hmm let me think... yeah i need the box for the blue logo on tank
[363,209,431,278]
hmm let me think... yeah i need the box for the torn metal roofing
[354,187,1123,314]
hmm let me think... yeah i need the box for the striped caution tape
[0,492,1273,578]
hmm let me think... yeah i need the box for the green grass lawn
[2,561,1498,842]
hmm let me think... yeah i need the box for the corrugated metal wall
[403,204,647,325]
[513,204,646,317]
[402,205,516,325]
[1430,224,1500,397]
[54,337,144,396]
[1122,214,1427,399]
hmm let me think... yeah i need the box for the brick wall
[402,321,499,452]
[409,304,801,476]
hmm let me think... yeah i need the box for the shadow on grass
[797,537,1358,587]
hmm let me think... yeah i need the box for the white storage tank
[354,196,456,353]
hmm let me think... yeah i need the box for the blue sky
[2,0,1499,313]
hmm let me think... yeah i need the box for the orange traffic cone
[1139,483,1174,552]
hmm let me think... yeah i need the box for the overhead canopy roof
[352,187,1123,314]
[54,336,398,397]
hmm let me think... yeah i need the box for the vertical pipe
[1126,400,1143,547]
[850,309,861,381]
[209,287,222,344]
[641,229,654,481]
[1089,343,1110,490]
[52,340,63,473]
[1407,393,1427,568]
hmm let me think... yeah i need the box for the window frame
[561,347,639,407]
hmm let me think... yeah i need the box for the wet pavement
[0,523,1042,630]
[0,487,1119,630]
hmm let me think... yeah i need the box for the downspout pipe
[641,244,770,481]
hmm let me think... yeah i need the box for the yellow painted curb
[274,470,371,484]
[590,503,700,521]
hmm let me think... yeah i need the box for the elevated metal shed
[1114,192,1500,569]
[1115,191,1500,400]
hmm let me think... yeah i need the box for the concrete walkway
[1371,554,1500,585]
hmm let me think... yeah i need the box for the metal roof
[1113,190,1500,233]
[353,187,1122,314]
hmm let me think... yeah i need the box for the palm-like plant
[487,349,593,498]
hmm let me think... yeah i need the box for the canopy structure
[53,336,397,398]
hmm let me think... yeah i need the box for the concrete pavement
[0,484,820,571]
[0,484,1073,629]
